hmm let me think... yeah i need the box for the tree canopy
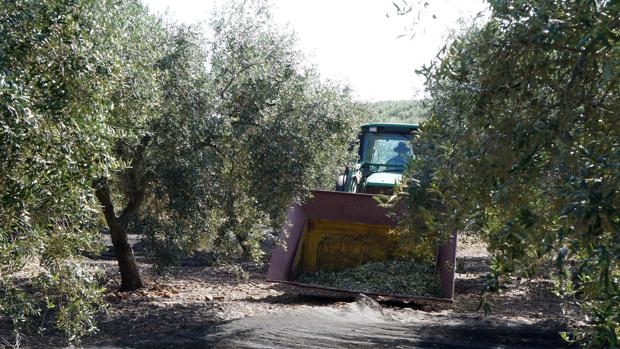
[1,0,163,339]
[0,0,359,341]
[398,0,619,346]
[364,99,427,124]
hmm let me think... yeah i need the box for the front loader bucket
[267,190,457,302]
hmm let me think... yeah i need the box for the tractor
[336,123,418,194]
[267,122,457,303]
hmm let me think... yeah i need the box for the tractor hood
[366,172,402,188]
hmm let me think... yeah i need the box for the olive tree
[397,0,619,345]
[0,0,161,340]
[117,25,219,271]
[138,0,360,265]
[1,0,359,340]
[200,0,359,259]
[92,23,204,290]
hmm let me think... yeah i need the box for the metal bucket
[267,190,457,303]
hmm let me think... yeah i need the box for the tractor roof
[361,122,419,134]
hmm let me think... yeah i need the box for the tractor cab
[336,122,418,194]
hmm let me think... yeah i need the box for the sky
[143,0,488,102]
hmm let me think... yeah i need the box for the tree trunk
[109,218,143,291]
[93,135,151,291]
[94,177,144,291]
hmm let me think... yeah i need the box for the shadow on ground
[117,295,571,349]
[12,234,576,348]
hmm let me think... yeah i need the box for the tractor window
[362,133,412,166]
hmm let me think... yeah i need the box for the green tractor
[267,121,458,302]
[336,122,418,194]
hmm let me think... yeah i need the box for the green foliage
[34,262,106,341]
[0,0,163,341]
[1,0,360,340]
[363,100,427,124]
[123,24,216,270]
[399,0,620,346]
[138,0,360,265]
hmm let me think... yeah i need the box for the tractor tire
[335,175,346,191]
[351,179,358,193]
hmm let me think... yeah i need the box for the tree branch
[93,177,119,230]
[119,134,151,224]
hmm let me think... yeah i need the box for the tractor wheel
[351,179,358,193]
[335,175,346,191]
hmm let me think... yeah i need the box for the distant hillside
[363,100,428,124]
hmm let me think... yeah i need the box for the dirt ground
[5,234,582,348]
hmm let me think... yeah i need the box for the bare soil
[5,234,582,348]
